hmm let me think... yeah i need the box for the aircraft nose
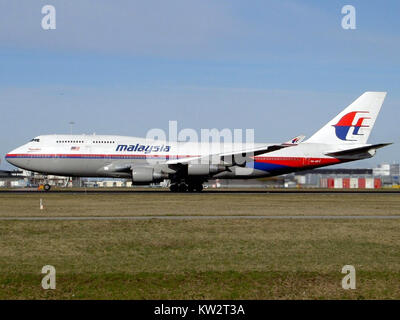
[5,148,19,166]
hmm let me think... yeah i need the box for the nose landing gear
[39,184,51,192]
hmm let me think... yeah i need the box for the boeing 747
[6,92,391,192]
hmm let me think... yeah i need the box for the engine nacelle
[187,164,226,176]
[131,167,167,184]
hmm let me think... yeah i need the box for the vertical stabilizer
[306,92,386,144]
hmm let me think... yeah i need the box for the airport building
[292,169,378,189]
[291,163,400,189]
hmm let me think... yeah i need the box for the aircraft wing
[166,143,294,166]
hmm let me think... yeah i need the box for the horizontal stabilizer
[283,135,306,145]
[325,143,392,157]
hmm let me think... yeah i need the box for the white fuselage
[6,134,349,180]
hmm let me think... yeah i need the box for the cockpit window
[30,138,40,142]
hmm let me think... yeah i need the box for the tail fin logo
[333,111,370,141]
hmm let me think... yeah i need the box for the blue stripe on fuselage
[247,161,289,172]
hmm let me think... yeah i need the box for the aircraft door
[82,143,92,172]
[302,150,311,167]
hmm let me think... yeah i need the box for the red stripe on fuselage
[253,156,341,167]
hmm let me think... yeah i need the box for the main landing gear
[169,182,204,192]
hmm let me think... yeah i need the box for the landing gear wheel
[194,184,203,192]
[44,184,51,192]
[187,184,195,192]
[169,183,179,192]
[178,183,188,192]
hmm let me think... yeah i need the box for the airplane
[5,92,391,192]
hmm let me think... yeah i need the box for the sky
[0,0,399,169]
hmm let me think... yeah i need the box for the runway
[1,189,400,194]
[1,215,400,221]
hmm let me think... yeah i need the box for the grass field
[0,192,399,217]
[0,192,400,299]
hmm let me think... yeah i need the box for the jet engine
[131,167,168,184]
